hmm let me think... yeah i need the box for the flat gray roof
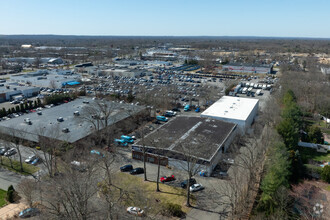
[135,116,236,161]
[0,98,145,143]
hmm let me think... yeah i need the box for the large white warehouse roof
[201,96,259,121]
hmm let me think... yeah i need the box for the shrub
[162,202,184,217]
[321,165,330,183]
[6,185,15,203]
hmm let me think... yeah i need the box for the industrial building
[201,96,259,134]
[132,116,237,175]
[0,98,146,144]
[0,83,40,102]
[5,57,64,65]
[102,68,147,78]
[10,70,81,89]
[142,49,178,61]
[222,63,273,74]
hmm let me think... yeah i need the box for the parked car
[190,183,205,192]
[25,155,36,163]
[120,135,134,143]
[172,108,181,112]
[126,206,144,216]
[130,168,144,175]
[31,157,40,165]
[90,150,104,157]
[114,139,128,147]
[180,178,196,188]
[19,208,39,218]
[0,147,9,155]
[71,161,87,172]
[160,175,175,183]
[120,164,133,172]
[165,110,176,117]
[195,107,200,112]
[4,148,17,157]
[156,115,168,122]
[57,117,64,122]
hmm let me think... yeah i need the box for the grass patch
[325,185,330,192]
[105,173,193,215]
[299,147,330,163]
[0,157,39,175]
[0,189,7,207]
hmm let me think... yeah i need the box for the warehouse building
[0,98,146,144]
[102,68,147,78]
[0,83,40,102]
[201,96,259,134]
[222,63,273,74]
[10,70,81,89]
[132,116,237,175]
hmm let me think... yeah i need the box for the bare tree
[32,126,64,177]
[176,141,204,207]
[77,99,121,132]
[17,179,37,207]
[40,158,100,220]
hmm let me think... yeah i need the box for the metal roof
[0,98,145,143]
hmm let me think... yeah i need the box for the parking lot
[0,141,47,190]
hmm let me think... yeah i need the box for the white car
[4,148,17,157]
[190,183,205,192]
[126,207,144,216]
[25,155,36,163]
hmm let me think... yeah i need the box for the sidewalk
[0,202,26,220]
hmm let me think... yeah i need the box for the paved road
[0,167,24,190]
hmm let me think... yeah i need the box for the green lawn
[0,189,7,207]
[104,172,194,214]
[0,157,39,175]
[300,147,330,163]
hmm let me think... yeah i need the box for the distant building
[21,44,32,49]
[103,68,147,78]
[0,83,39,102]
[47,58,64,65]
[75,62,93,68]
[10,70,81,89]
[5,57,64,65]
[222,63,273,74]
[142,49,178,61]
[201,96,259,134]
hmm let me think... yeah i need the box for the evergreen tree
[20,103,24,111]
[308,125,323,144]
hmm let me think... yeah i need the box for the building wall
[245,100,259,129]
[209,125,238,172]
[168,158,211,175]
[223,65,272,74]
[132,151,168,166]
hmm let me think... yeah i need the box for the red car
[160,175,175,183]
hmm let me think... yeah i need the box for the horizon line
[0,34,329,40]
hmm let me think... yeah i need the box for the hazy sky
[1,0,329,38]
